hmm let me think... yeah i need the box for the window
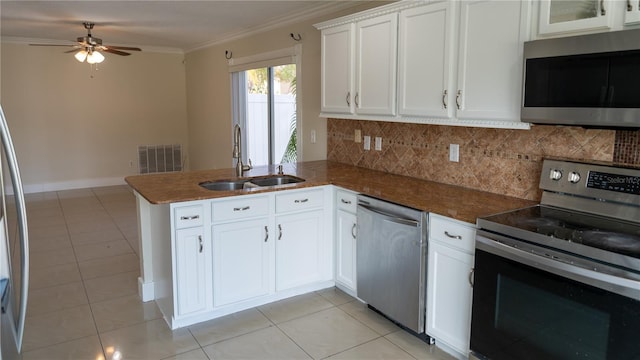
[230,46,301,167]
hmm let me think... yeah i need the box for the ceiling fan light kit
[30,22,141,65]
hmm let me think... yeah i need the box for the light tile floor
[20,185,454,360]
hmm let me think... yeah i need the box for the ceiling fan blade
[105,45,141,51]
[103,48,131,56]
[29,44,76,47]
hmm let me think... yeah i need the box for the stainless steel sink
[247,175,305,187]
[199,179,247,191]
[199,175,304,191]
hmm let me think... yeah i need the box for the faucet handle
[277,164,284,175]
[242,159,253,171]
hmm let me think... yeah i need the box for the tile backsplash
[327,119,639,201]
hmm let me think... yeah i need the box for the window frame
[229,45,302,166]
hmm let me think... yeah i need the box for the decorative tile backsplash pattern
[327,119,628,201]
[614,130,640,165]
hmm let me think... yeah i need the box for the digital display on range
[587,171,640,195]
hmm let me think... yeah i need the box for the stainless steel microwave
[522,29,640,128]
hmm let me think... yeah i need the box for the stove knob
[568,171,581,184]
[549,169,563,181]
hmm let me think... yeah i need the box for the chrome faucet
[233,124,252,176]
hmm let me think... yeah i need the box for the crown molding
[186,1,365,53]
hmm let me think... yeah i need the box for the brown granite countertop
[125,160,537,224]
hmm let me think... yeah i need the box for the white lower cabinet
[275,209,324,291]
[334,188,358,294]
[335,210,357,291]
[212,218,271,307]
[427,214,476,357]
[175,226,210,317]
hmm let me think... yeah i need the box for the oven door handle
[476,235,640,301]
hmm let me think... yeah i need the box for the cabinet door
[356,13,398,116]
[175,227,209,317]
[275,210,324,291]
[427,241,474,355]
[624,0,640,24]
[398,2,454,118]
[321,23,355,114]
[456,0,529,123]
[212,218,271,307]
[539,0,612,35]
[335,209,357,291]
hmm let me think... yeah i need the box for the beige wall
[185,3,384,170]
[1,43,188,192]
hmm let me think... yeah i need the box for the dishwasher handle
[358,203,420,227]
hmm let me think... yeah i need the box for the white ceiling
[1,1,365,53]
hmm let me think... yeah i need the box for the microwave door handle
[599,86,608,106]
[607,86,615,106]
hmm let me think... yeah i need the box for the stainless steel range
[470,159,640,360]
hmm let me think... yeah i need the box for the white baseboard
[9,176,128,195]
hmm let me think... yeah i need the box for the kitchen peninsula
[126,160,534,329]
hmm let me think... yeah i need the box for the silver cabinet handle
[233,206,250,211]
[180,215,200,220]
[264,226,269,242]
[294,198,309,204]
[341,198,352,204]
[278,224,283,240]
[351,223,357,239]
[444,231,462,240]
[346,92,351,107]
[601,0,606,15]
[469,268,474,288]
[355,92,360,108]
[442,90,448,109]
[198,235,203,253]
[627,0,632,11]
[456,90,462,109]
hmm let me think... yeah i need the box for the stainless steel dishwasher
[356,195,429,338]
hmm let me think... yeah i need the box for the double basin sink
[200,175,305,191]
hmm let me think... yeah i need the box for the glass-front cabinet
[539,0,613,35]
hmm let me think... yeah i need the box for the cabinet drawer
[212,196,269,223]
[276,188,324,213]
[175,205,204,229]
[336,189,357,213]
[429,214,476,254]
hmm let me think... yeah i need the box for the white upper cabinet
[455,0,530,123]
[625,0,640,24]
[355,13,398,116]
[538,0,613,35]
[320,24,355,114]
[315,0,531,129]
[397,2,454,118]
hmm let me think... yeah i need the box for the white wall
[0,43,188,193]
[185,3,384,170]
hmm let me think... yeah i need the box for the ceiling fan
[30,22,141,64]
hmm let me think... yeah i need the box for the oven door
[470,235,640,360]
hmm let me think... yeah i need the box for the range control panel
[587,171,640,195]
[540,159,640,204]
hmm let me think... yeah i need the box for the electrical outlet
[355,129,362,143]
[311,129,317,144]
[449,144,460,162]
[363,135,371,151]
[375,137,382,151]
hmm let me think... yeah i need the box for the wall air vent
[138,144,182,174]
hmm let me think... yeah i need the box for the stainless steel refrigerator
[0,105,29,360]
